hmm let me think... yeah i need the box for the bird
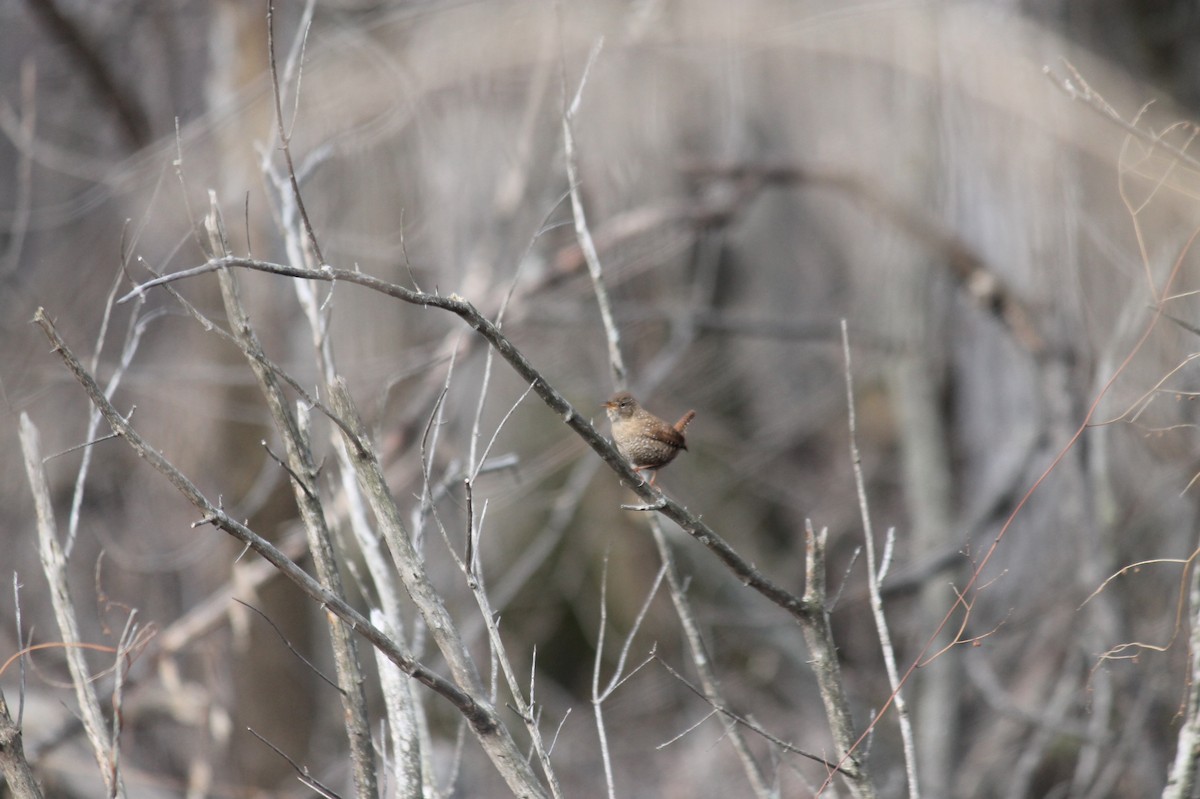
[603,391,696,485]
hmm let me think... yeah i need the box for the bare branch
[325,380,552,798]
[118,257,817,625]
[19,413,126,797]
[31,309,507,741]
[206,200,377,798]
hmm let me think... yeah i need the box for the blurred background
[4,1,1200,796]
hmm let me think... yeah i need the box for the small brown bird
[603,391,696,485]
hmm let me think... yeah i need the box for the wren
[603,391,696,485]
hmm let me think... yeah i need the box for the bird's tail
[674,410,696,433]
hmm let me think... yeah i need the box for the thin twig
[656,658,842,770]
[234,599,342,693]
[67,259,151,557]
[841,321,919,798]
[591,554,617,799]
[266,0,324,267]
[247,727,343,799]
[1044,59,1200,174]
[12,575,26,728]
[558,31,625,389]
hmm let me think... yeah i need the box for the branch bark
[801,522,874,798]
[0,689,44,799]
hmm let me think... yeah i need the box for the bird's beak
[602,400,616,409]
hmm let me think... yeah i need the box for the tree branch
[31,308,502,739]
[119,257,818,625]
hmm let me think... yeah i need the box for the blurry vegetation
[5,1,1200,797]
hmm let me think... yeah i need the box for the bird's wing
[647,425,686,449]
